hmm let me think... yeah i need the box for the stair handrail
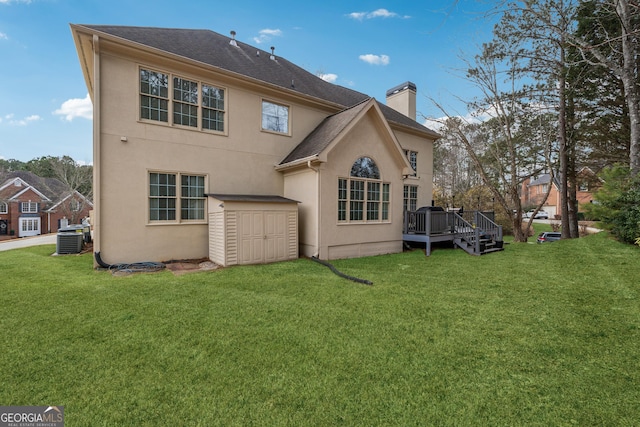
[453,213,481,254]
[474,211,503,242]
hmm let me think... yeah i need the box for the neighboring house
[0,171,93,239]
[70,25,440,266]
[520,167,602,218]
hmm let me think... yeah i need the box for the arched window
[350,156,380,179]
[338,157,390,222]
[0,202,7,214]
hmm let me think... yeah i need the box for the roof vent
[229,30,238,47]
[270,46,276,60]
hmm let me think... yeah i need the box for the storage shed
[207,194,299,267]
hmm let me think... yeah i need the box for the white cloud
[2,113,41,126]
[318,73,338,83]
[53,94,93,121]
[359,54,390,66]
[348,8,410,20]
[0,32,8,40]
[348,12,367,20]
[253,28,283,44]
[0,0,33,4]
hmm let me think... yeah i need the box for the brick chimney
[385,81,417,121]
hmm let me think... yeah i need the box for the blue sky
[0,0,495,164]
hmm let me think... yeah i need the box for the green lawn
[1,232,639,426]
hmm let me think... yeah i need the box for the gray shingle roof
[528,174,551,186]
[1,171,67,202]
[279,98,373,165]
[78,25,438,136]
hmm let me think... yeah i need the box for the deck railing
[403,209,502,240]
[474,211,503,242]
[404,210,455,235]
[453,213,481,253]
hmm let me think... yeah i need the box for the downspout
[307,160,321,258]
[92,34,101,267]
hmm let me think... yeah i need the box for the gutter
[274,155,321,171]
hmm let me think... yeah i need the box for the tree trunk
[617,0,640,175]
[559,43,571,239]
[567,155,580,238]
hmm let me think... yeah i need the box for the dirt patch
[164,259,219,276]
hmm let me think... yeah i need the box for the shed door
[264,211,287,262]
[238,211,288,265]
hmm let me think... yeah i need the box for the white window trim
[338,177,391,224]
[147,171,208,225]
[21,201,38,213]
[138,65,228,135]
[0,202,7,214]
[403,184,418,212]
[261,99,291,136]
[70,199,81,212]
[404,150,418,178]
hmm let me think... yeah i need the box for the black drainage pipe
[310,256,373,286]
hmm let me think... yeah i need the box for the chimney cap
[386,81,417,97]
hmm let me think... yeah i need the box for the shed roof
[207,194,299,203]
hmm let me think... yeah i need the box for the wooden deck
[403,209,503,256]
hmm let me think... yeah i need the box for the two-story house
[520,167,602,218]
[0,171,93,239]
[70,25,440,266]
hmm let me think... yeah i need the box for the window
[140,68,225,132]
[21,202,38,213]
[21,218,39,232]
[350,180,365,221]
[149,173,176,221]
[262,100,289,134]
[181,175,205,220]
[202,85,225,131]
[69,199,81,212]
[382,183,390,221]
[338,179,348,221]
[405,150,417,176]
[0,202,7,214]
[173,77,198,127]
[149,172,206,222]
[338,157,390,223]
[404,185,418,211]
[140,69,169,122]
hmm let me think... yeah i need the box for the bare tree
[48,156,93,224]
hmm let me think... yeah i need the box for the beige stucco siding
[79,29,438,265]
[282,167,319,258]
[397,131,435,208]
[94,44,325,263]
[318,112,405,259]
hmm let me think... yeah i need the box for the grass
[1,231,639,426]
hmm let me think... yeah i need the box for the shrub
[587,165,640,245]
[609,185,640,244]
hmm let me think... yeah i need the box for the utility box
[57,225,84,254]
